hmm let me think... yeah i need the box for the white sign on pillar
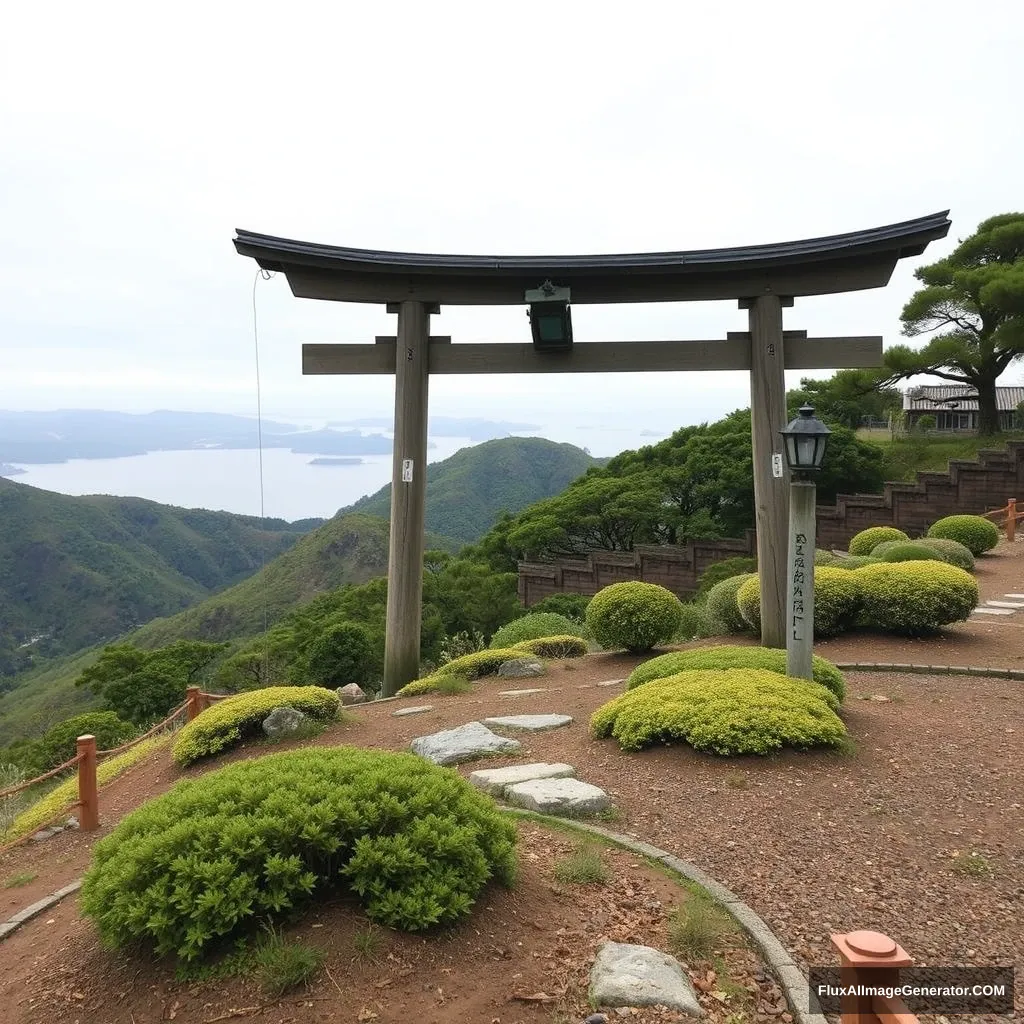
[401,459,414,483]
[771,453,784,478]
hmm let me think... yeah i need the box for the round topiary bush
[849,526,909,556]
[590,669,847,755]
[737,567,862,638]
[673,603,708,643]
[854,560,978,635]
[876,541,945,562]
[814,549,838,566]
[585,582,685,653]
[527,594,591,622]
[305,621,375,688]
[624,645,846,702]
[828,555,881,570]
[703,574,756,635]
[919,536,975,571]
[927,514,1001,556]
[512,635,588,658]
[694,557,758,599]
[80,748,517,960]
[489,612,586,649]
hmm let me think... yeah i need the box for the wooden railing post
[1007,498,1017,542]
[77,735,99,831]
[186,686,203,721]
[831,930,916,1024]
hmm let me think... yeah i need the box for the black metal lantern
[526,281,573,350]
[780,405,831,474]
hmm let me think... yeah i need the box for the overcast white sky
[3,0,1022,435]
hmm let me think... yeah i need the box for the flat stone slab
[985,600,1024,608]
[590,942,703,1016]
[1004,593,1024,599]
[498,688,548,696]
[469,762,577,796]
[392,705,433,717]
[482,714,573,732]
[505,777,611,815]
[972,607,1015,615]
[410,722,521,766]
[596,678,625,687]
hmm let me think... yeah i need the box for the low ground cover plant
[703,574,756,635]
[591,669,847,755]
[585,582,685,652]
[875,541,945,562]
[918,536,975,571]
[848,526,909,556]
[397,673,473,697]
[927,514,1000,555]
[397,647,545,696]
[737,567,862,638]
[172,686,339,767]
[625,645,846,701]
[855,560,978,634]
[489,613,587,649]
[80,748,518,960]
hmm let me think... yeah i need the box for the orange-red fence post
[186,686,203,721]
[831,930,916,1024]
[1008,498,1017,542]
[77,735,99,831]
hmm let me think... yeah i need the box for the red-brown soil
[2,544,1022,1023]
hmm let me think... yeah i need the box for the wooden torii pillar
[234,212,951,695]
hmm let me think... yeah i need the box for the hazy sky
[3,0,1022,436]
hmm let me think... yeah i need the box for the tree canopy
[787,369,901,429]
[877,212,1024,435]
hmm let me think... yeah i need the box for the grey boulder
[262,705,308,738]
[336,683,368,705]
[411,721,521,766]
[496,658,545,678]
[590,942,703,1016]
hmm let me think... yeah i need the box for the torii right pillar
[743,293,791,649]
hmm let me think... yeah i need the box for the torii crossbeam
[235,212,950,695]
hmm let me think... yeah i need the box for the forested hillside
[345,437,598,543]
[0,479,322,673]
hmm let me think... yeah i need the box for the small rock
[498,687,548,696]
[590,942,703,1016]
[337,683,368,705]
[482,714,573,732]
[469,762,576,796]
[262,705,308,738]
[585,1014,610,1024]
[411,722,521,766]
[506,778,611,816]
[392,705,433,717]
[497,658,546,678]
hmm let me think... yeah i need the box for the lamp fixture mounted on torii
[234,211,951,696]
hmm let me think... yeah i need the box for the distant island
[0,463,25,477]
[308,456,364,466]
[328,415,540,442]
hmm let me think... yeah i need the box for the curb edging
[835,662,1024,678]
[0,879,82,942]
[504,809,827,1024]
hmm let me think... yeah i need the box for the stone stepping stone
[972,607,1015,616]
[392,705,433,717]
[590,941,702,1016]
[411,722,521,766]
[595,678,625,687]
[498,688,548,696]
[985,600,1024,608]
[505,777,611,815]
[482,714,573,732]
[1004,593,1024,599]
[469,762,576,796]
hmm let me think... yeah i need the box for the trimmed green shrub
[33,712,136,773]
[828,555,881,570]
[512,635,588,659]
[80,748,517,959]
[919,537,975,571]
[737,567,862,638]
[694,557,757,599]
[527,594,591,622]
[854,560,978,635]
[625,645,846,702]
[489,613,586,649]
[397,673,472,697]
[849,526,909,556]
[305,621,375,688]
[876,542,945,562]
[432,647,543,680]
[585,582,685,653]
[590,669,847,755]
[172,686,339,767]
[672,603,708,642]
[703,574,756,635]
[814,549,838,566]
[927,514,1000,555]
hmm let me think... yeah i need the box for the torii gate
[234,212,950,695]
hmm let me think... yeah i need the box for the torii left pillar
[382,300,435,697]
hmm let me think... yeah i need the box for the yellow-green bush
[927,514,1000,555]
[512,635,588,658]
[849,526,909,556]
[854,560,978,634]
[737,567,862,638]
[432,647,543,680]
[489,613,587,648]
[876,541,945,562]
[703,574,756,634]
[829,555,881,570]
[625,645,845,702]
[919,536,975,571]
[396,673,472,697]
[3,735,171,844]
[590,669,847,755]
[172,686,339,767]
[80,748,517,959]
[585,582,685,652]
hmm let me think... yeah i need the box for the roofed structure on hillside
[903,385,1024,431]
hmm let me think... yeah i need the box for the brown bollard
[186,685,203,722]
[1008,498,1017,542]
[77,735,99,831]
[831,930,915,1024]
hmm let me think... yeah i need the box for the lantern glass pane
[796,436,816,467]
[784,435,798,468]
[537,315,565,342]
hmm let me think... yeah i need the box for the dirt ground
[1,544,1022,1023]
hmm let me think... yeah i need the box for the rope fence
[982,497,1024,541]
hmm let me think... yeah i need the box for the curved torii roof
[234,211,950,305]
